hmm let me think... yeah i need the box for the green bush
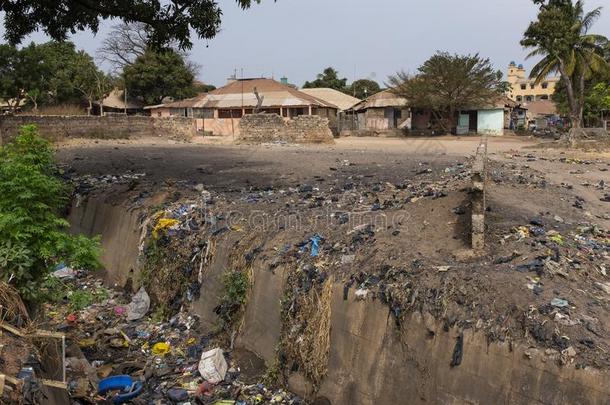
[0,125,100,301]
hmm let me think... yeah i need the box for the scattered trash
[551,298,569,308]
[198,348,228,384]
[125,287,150,321]
[151,342,170,356]
[98,375,143,404]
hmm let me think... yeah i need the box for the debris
[125,287,150,321]
[151,342,170,356]
[354,289,369,300]
[198,348,228,384]
[98,375,143,404]
[551,298,569,308]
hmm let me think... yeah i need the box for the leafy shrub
[0,125,100,301]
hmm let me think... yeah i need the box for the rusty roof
[203,78,338,109]
[351,89,407,111]
[299,88,361,111]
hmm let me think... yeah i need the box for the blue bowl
[98,375,143,404]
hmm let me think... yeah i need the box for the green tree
[123,50,196,105]
[70,52,114,115]
[522,0,609,139]
[1,1,264,50]
[303,67,349,92]
[388,52,505,132]
[0,44,24,112]
[349,79,381,100]
[0,125,100,301]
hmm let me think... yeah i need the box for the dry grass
[0,282,30,327]
[283,274,333,388]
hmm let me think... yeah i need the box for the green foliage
[388,52,505,131]
[1,1,264,50]
[215,270,249,328]
[303,67,349,92]
[0,125,101,301]
[348,79,381,100]
[123,50,196,105]
[522,0,609,128]
[0,41,110,112]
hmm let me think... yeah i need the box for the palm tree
[522,0,608,139]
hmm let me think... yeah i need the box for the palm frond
[581,7,602,34]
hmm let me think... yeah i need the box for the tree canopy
[0,41,111,112]
[388,52,505,131]
[0,0,264,50]
[303,68,349,92]
[349,79,381,100]
[521,0,608,136]
[123,50,196,105]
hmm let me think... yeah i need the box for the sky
[1,0,610,88]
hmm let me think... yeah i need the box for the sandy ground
[55,135,610,371]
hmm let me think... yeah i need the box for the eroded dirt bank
[61,137,610,404]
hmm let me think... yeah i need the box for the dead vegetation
[280,265,333,389]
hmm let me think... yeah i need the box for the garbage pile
[42,269,305,404]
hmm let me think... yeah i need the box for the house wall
[197,118,242,136]
[477,109,505,136]
[412,109,433,130]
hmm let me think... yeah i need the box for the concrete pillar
[308,106,312,115]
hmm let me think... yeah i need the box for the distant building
[93,89,145,115]
[145,78,338,136]
[348,90,409,131]
[506,62,559,103]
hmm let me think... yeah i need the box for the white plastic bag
[198,348,227,384]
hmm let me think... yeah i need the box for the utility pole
[124,88,127,115]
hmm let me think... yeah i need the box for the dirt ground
[52,135,610,401]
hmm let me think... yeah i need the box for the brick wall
[238,113,334,144]
[0,115,196,144]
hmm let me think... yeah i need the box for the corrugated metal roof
[351,89,407,111]
[144,79,340,110]
[299,88,361,111]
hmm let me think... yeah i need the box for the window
[540,95,549,100]
[520,84,527,90]
[526,96,533,102]
[289,107,306,117]
[218,109,242,118]
[262,108,281,115]
[542,82,548,89]
[516,96,522,102]
[530,84,535,89]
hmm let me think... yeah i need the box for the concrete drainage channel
[18,138,609,404]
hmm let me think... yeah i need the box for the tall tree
[123,50,196,105]
[71,52,113,115]
[303,68,349,92]
[388,52,505,132]
[349,79,381,100]
[522,0,609,140]
[97,22,202,77]
[1,1,264,50]
[0,44,24,112]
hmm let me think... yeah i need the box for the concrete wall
[0,115,196,144]
[477,109,505,136]
[238,113,334,144]
[69,196,610,405]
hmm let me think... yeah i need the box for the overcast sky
[2,0,610,88]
